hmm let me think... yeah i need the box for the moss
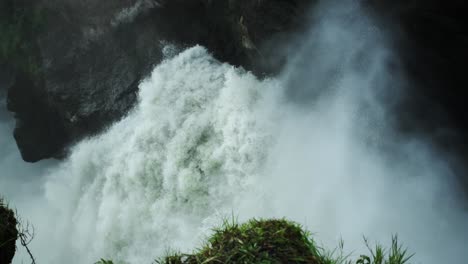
[158,219,329,264]
[0,0,46,78]
[156,218,414,264]
[0,198,18,264]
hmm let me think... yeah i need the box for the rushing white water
[1,1,467,263]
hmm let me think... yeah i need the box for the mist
[1,1,467,263]
[240,2,468,262]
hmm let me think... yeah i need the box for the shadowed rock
[2,0,468,195]
[3,0,312,162]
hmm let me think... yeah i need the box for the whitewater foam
[2,1,467,264]
[35,46,281,263]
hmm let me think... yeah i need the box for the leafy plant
[356,236,413,264]
[155,218,414,264]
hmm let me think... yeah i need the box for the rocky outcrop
[3,0,165,161]
[3,0,312,162]
[3,0,468,176]
[0,199,18,264]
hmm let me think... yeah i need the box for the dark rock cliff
[3,0,164,161]
[2,0,312,162]
[2,0,468,189]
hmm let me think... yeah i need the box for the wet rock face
[0,201,18,264]
[5,0,164,161]
[4,0,312,162]
[154,0,314,73]
[4,0,468,170]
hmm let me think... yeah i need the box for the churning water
[1,2,467,263]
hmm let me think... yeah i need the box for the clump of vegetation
[355,236,413,264]
[159,218,324,264]
[0,197,37,264]
[158,218,414,264]
[0,197,19,264]
[95,259,116,264]
[97,218,414,264]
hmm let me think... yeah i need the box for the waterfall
[1,1,467,263]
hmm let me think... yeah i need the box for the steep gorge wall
[1,0,468,190]
[2,0,312,162]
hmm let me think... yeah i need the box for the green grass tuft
[156,218,319,264]
[355,236,414,264]
[95,259,115,264]
[155,218,414,264]
[97,218,414,264]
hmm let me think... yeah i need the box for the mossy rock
[0,0,46,78]
[160,219,321,264]
[99,218,413,264]
[0,199,18,264]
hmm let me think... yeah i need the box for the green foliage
[97,218,414,264]
[355,236,413,264]
[155,218,414,264]
[95,259,115,264]
[156,218,333,264]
